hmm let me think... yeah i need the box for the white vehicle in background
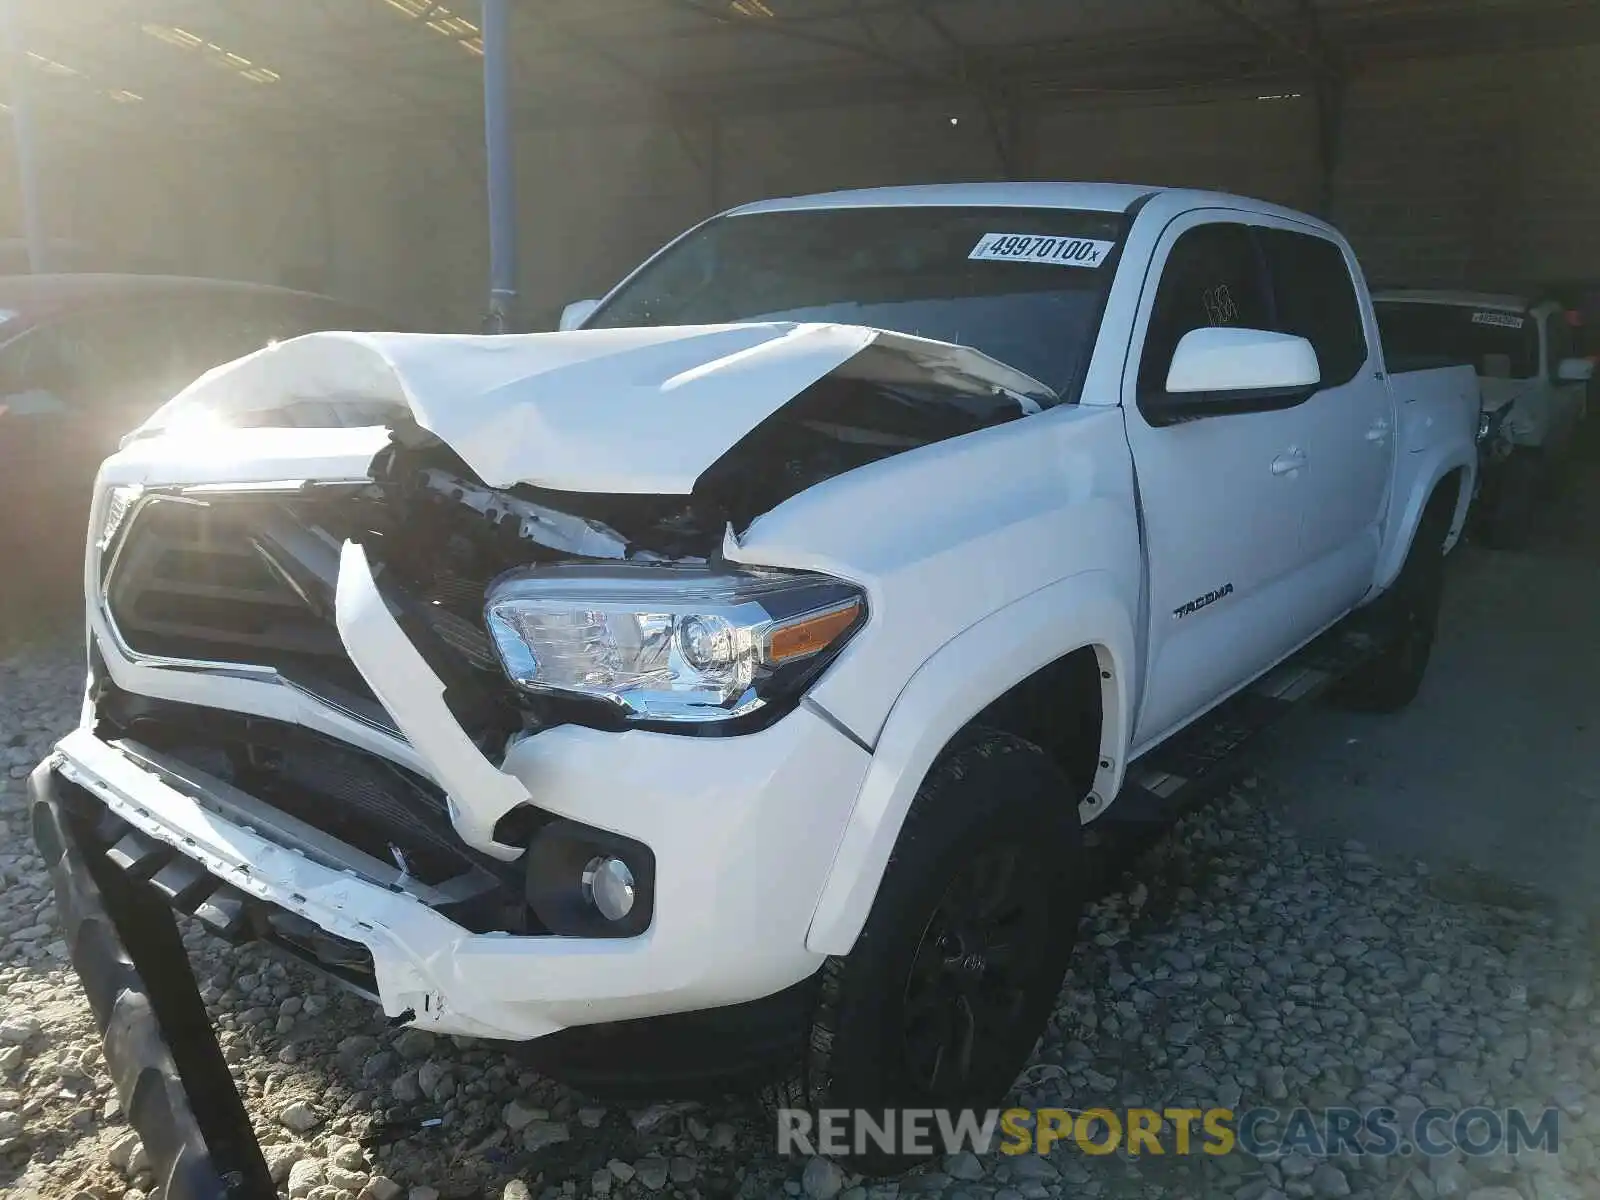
[1374,290,1594,548]
[33,184,1480,1186]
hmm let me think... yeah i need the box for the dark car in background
[0,274,400,628]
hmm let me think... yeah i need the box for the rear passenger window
[1257,228,1368,388]
[1138,222,1273,397]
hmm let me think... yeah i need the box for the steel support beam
[1313,76,1344,219]
[481,0,518,332]
[1,0,46,273]
[1302,1,1344,219]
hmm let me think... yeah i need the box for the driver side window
[1137,222,1273,399]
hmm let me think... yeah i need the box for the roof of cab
[723,182,1335,229]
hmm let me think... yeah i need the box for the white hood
[138,323,1054,495]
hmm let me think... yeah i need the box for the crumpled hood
[136,322,1054,495]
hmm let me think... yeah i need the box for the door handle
[1271,449,1307,476]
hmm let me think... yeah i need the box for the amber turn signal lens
[767,599,863,664]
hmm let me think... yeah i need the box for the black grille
[221,737,475,886]
[97,687,487,889]
[105,498,384,716]
[102,492,533,783]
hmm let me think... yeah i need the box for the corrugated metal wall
[525,40,1600,323]
[3,42,1596,330]
[1331,45,1600,293]
[1031,92,1323,215]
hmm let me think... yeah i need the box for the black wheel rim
[900,842,1049,1099]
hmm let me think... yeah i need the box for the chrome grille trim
[95,490,404,742]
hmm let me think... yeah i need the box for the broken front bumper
[42,689,870,1041]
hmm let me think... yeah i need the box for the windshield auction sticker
[969,233,1115,268]
[1471,311,1525,328]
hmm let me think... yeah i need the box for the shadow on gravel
[1424,864,1549,915]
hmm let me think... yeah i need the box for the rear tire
[1333,499,1449,714]
[765,729,1089,1176]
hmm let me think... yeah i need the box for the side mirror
[1556,356,1595,383]
[1145,327,1321,424]
[558,298,600,331]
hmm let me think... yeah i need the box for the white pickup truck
[32,183,1479,1186]
[1374,289,1594,548]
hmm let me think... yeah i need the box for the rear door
[1255,222,1394,623]
[1122,214,1315,749]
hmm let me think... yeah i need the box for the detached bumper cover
[30,762,275,1200]
[45,692,868,1040]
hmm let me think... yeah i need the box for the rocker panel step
[1104,623,1383,828]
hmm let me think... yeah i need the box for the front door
[1122,214,1317,749]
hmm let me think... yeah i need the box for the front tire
[768,729,1089,1175]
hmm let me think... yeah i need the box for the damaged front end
[35,320,1054,1188]
[75,319,1049,953]
[96,425,864,763]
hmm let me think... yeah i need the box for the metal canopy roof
[7,0,1597,324]
[11,0,1600,138]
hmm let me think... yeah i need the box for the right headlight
[484,564,866,729]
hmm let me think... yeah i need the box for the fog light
[523,819,654,936]
[582,855,636,921]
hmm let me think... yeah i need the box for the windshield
[584,205,1130,402]
[1375,300,1538,378]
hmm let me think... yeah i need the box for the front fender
[804,570,1137,956]
[1374,445,1476,594]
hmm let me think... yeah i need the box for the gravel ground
[4,640,1600,1200]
